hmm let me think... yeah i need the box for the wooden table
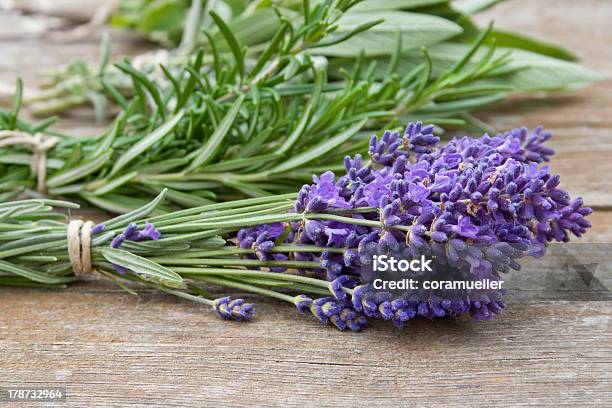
[0,1,610,406]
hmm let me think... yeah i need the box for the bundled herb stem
[0,191,368,329]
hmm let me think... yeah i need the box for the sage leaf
[434,44,603,90]
[338,43,602,91]
[489,29,578,61]
[138,0,186,41]
[453,0,504,15]
[216,8,283,49]
[314,12,462,57]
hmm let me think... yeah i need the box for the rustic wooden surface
[0,1,611,406]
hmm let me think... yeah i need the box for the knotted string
[67,220,95,278]
[0,130,59,193]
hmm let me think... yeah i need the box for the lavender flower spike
[110,221,163,274]
[213,297,255,321]
[91,223,106,235]
[310,297,367,331]
[292,294,313,314]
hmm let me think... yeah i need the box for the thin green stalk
[196,275,295,303]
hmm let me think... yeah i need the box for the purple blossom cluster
[214,296,255,321]
[292,294,367,331]
[110,221,161,249]
[236,223,292,272]
[350,282,504,328]
[236,123,592,328]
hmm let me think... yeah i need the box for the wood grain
[0,285,610,407]
[0,0,611,406]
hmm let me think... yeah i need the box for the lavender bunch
[0,122,592,332]
[233,122,592,326]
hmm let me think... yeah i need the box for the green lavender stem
[0,193,359,310]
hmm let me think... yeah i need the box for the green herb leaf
[99,189,168,230]
[9,78,23,130]
[91,171,139,196]
[110,110,185,176]
[46,150,113,188]
[139,0,186,41]
[270,119,367,174]
[433,43,603,90]
[101,248,183,283]
[115,60,166,119]
[351,0,447,11]
[314,11,462,57]
[0,260,75,284]
[488,29,578,61]
[210,10,245,79]
[186,95,244,172]
[217,8,282,49]
[453,0,504,15]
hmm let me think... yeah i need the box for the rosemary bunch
[1,0,517,213]
[0,1,601,214]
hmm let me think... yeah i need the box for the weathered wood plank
[0,284,610,407]
[1,0,102,22]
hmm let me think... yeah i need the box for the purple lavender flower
[92,223,106,235]
[309,297,367,331]
[403,122,439,155]
[330,275,351,300]
[302,171,352,212]
[292,294,313,314]
[350,285,395,319]
[369,130,404,166]
[345,154,374,187]
[235,223,292,272]
[123,223,138,240]
[235,122,592,326]
[140,221,161,240]
[213,297,255,321]
[111,234,126,249]
[469,290,505,321]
